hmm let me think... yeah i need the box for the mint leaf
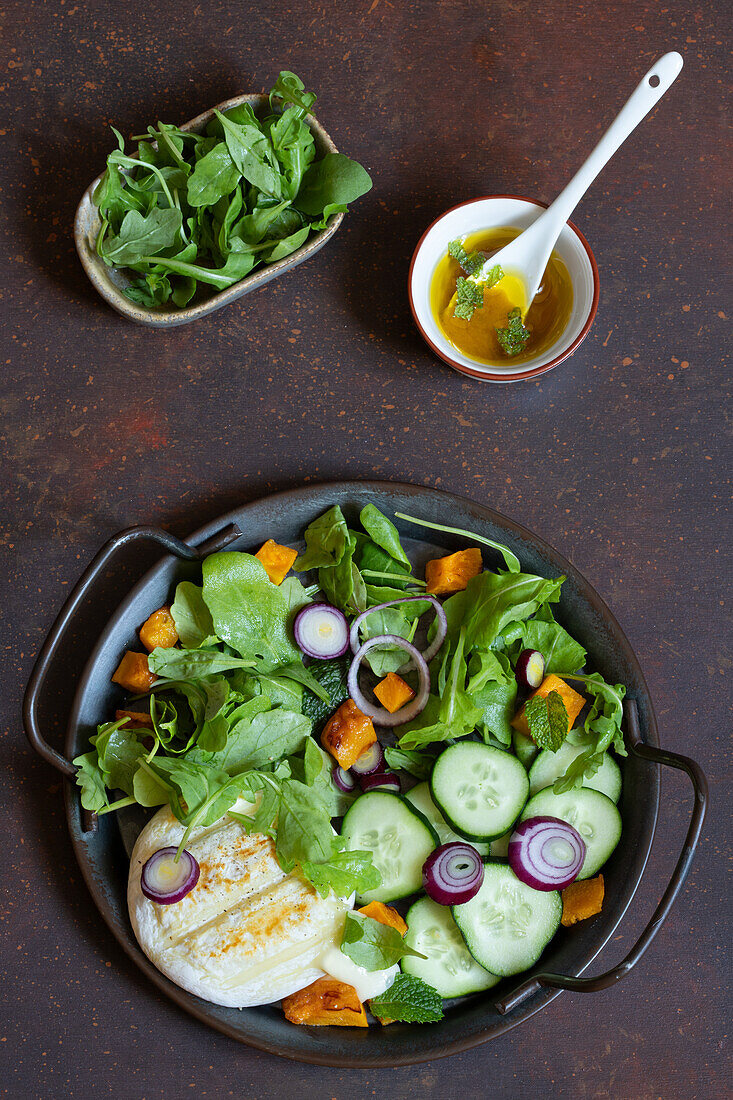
[524,689,569,751]
[496,306,531,356]
[340,911,425,971]
[369,974,443,1024]
[454,276,484,320]
[447,239,483,275]
[301,847,381,899]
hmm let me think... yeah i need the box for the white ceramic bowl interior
[410,196,597,377]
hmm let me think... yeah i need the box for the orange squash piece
[111,652,157,694]
[373,673,415,714]
[561,874,605,926]
[321,699,377,769]
[358,901,408,936]
[115,709,154,730]
[511,674,586,739]
[425,548,483,596]
[139,606,179,652]
[282,977,368,1027]
[255,539,299,585]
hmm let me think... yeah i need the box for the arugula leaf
[170,581,218,648]
[369,974,444,1024]
[275,777,334,872]
[294,505,350,571]
[295,153,372,216]
[302,846,381,900]
[454,276,484,320]
[101,208,182,265]
[393,512,520,573]
[524,690,569,751]
[202,551,301,670]
[551,673,627,792]
[147,647,255,680]
[92,719,147,794]
[359,505,410,566]
[383,745,435,780]
[496,307,531,356]
[340,911,425,971]
[268,70,317,118]
[444,570,563,654]
[73,750,109,812]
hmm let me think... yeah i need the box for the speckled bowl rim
[408,195,600,383]
[73,93,345,328]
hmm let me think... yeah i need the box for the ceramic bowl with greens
[74,72,372,328]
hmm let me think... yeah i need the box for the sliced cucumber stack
[402,896,499,998]
[405,782,490,857]
[453,863,562,977]
[341,791,438,904]
[520,787,622,879]
[431,742,529,841]
[529,743,622,803]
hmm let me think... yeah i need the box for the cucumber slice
[402,896,499,997]
[512,728,538,769]
[341,791,438,904]
[453,863,561,977]
[405,782,490,857]
[431,743,529,841]
[529,744,622,803]
[520,787,622,879]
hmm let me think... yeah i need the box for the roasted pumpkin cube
[358,900,408,936]
[111,651,156,694]
[561,874,605,926]
[373,673,415,714]
[425,547,483,596]
[139,606,178,652]
[115,709,154,730]
[282,977,368,1027]
[255,539,299,585]
[321,698,377,769]
[511,673,586,739]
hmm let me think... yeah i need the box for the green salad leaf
[447,239,483,276]
[359,504,410,566]
[454,276,484,320]
[369,974,444,1023]
[340,911,425,971]
[496,307,531,356]
[295,504,350,571]
[170,581,217,648]
[383,746,435,780]
[302,847,381,900]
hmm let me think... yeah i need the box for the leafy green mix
[93,71,372,308]
[75,502,627,1019]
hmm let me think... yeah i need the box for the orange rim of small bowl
[407,195,600,382]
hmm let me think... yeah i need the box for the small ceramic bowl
[74,94,345,328]
[408,195,600,383]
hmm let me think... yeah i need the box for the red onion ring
[347,635,430,727]
[359,771,401,793]
[294,603,349,659]
[141,846,200,905]
[508,816,586,891]
[350,741,385,776]
[422,842,484,905]
[349,596,448,666]
[332,765,357,794]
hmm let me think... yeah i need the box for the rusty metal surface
[0,0,729,1096]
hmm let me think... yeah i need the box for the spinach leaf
[275,777,334,871]
[521,618,587,674]
[359,504,410,566]
[101,208,182,265]
[186,142,241,207]
[213,110,282,198]
[397,630,481,749]
[340,911,425,971]
[170,581,218,648]
[356,537,413,589]
[147,646,255,680]
[92,720,147,794]
[355,606,415,676]
[467,650,517,745]
[318,533,366,616]
[295,153,372,216]
[295,505,350,571]
[202,551,301,670]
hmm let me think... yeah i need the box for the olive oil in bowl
[430,227,574,368]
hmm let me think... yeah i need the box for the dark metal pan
[23,481,707,1066]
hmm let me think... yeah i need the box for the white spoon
[466,51,684,312]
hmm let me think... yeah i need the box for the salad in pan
[76,505,626,1026]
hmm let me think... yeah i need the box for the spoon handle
[536,52,683,244]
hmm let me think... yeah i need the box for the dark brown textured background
[1,0,729,1096]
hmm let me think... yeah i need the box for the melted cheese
[316,945,398,1003]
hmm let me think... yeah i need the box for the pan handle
[22,523,241,779]
[495,697,707,1014]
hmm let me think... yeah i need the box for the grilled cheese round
[128,798,351,1007]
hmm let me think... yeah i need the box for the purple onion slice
[141,846,200,905]
[294,603,349,659]
[422,842,484,905]
[508,816,586,891]
[351,741,385,776]
[515,648,546,690]
[348,634,430,727]
[359,771,401,793]
[332,765,358,794]
[349,596,448,666]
